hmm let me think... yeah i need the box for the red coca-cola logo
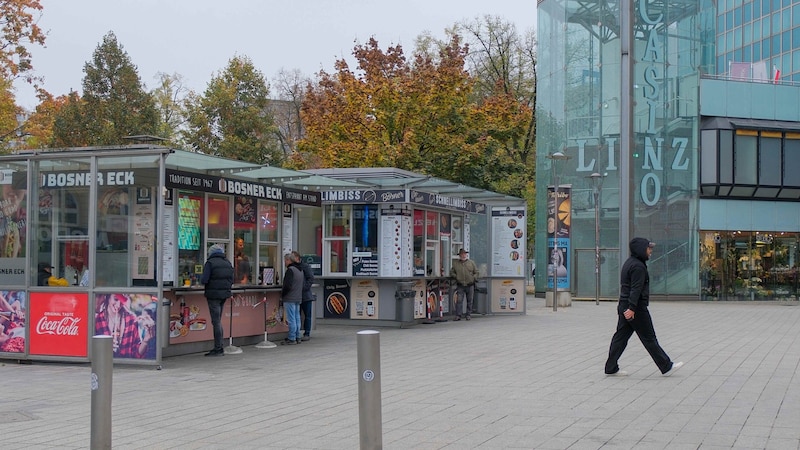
[36,316,81,336]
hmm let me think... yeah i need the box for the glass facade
[715,0,800,83]
[537,0,800,299]
[537,1,710,297]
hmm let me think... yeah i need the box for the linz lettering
[41,171,135,187]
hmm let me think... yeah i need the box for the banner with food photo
[323,279,350,318]
[94,293,159,361]
[0,291,26,354]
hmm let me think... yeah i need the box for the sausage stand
[0,143,364,365]
[0,147,525,366]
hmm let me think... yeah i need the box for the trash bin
[473,280,488,315]
[395,281,416,322]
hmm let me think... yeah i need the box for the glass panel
[785,137,800,186]
[0,162,28,266]
[425,211,438,240]
[353,204,377,253]
[759,136,782,186]
[257,244,279,285]
[206,196,229,240]
[720,130,734,183]
[33,157,91,286]
[324,205,351,237]
[413,209,424,275]
[735,134,758,184]
[258,201,279,242]
[701,130,718,183]
[177,192,204,286]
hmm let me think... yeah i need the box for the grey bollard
[91,335,113,450]
[357,330,382,450]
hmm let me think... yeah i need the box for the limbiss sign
[29,292,89,357]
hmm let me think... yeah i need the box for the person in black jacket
[292,251,315,341]
[604,238,684,377]
[200,244,234,357]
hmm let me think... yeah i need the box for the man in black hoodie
[604,238,684,377]
[200,244,234,357]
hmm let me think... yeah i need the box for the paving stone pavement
[3,297,800,449]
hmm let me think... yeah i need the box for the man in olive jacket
[450,248,479,320]
[201,244,234,357]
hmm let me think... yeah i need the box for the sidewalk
[4,297,800,449]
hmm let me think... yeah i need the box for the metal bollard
[90,335,113,450]
[357,330,382,450]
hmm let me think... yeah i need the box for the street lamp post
[547,151,571,312]
[587,172,606,306]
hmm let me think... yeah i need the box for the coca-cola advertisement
[95,293,158,360]
[29,292,88,357]
[0,290,26,354]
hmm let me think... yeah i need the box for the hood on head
[208,244,225,256]
[629,237,654,261]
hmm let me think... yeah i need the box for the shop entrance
[700,231,799,300]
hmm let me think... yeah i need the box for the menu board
[379,208,410,277]
[132,201,155,279]
[491,207,526,277]
[351,279,379,319]
[161,203,175,283]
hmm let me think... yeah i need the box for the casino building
[536,0,800,300]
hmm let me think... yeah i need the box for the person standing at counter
[450,249,479,321]
[281,253,304,345]
[234,237,251,284]
[292,251,315,341]
[200,244,234,357]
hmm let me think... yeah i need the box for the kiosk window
[257,201,279,284]
[177,192,204,285]
[32,157,91,286]
[324,205,351,275]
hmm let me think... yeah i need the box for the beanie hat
[209,244,225,255]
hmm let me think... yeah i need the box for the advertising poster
[0,170,28,275]
[0,290,26,353]
[94,293,159,360]
[29,292,89,357]
[547,186,572,290]
[169,291,285,345]
[491,207,526,277]
[351,279,379,319]
[161,200,175,284]
[323,279,351,319]
[412,279,426,319]
[490,279,525,313]
[132,200,155,280]
[379,209,403,277]
[426,279,442,317]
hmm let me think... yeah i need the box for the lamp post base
[546,291,572,308]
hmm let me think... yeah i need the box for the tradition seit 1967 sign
[165,169,320,207]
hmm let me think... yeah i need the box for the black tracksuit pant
[605,303,672,374]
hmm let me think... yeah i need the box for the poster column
[547,185,572,306]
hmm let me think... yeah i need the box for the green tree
[183,55,280,165]
[151,71,189,148]
[79,32,160,145]
[50,91,89,148]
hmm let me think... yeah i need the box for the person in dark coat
[200,244,234,357]
[604,238,684,377]
[281,253,304,345]
[292,251,315,341]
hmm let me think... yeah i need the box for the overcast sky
[14,0,536,110]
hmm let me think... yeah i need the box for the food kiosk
[0,144,363,365]
[306,168,528,326]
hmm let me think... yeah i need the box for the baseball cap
[38,262,54,270]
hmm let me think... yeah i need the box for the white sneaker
[606,370,628,377]
[663,361,684,376]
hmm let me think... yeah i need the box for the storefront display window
[207,196,230,240]
[324,205,351,274]
[701,231,799,300]
[425,211,440,276]
[233,196,255,285]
